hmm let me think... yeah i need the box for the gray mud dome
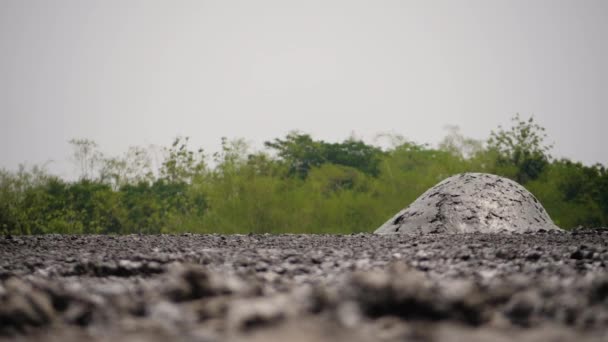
[2,232,608,342]
[375,173,560,234]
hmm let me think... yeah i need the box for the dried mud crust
[1,231,608,341]
[375,173,560,234]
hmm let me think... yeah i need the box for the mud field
[1,230,608,341]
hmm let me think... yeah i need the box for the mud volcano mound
[375,172,561,234]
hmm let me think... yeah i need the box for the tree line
[1,115,607,234]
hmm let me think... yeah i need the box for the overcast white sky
[1,0,607,178]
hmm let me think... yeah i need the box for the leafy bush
[1,115,606,234]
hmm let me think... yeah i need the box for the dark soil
[1,230,608,341]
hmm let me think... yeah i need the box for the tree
[69,138,103,181]
[324,138,385,177]
[100,146,156,189]
[487,114,553,184]
[213,137,249,175]
[265,132,385,178]
[438,125,483,159]
[265,132,326,178]
[160,137,206,184]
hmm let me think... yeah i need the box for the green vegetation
[1,115,606,234]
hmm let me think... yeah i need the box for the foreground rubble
[1,230,607,341]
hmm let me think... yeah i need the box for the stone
[375,173,561,234]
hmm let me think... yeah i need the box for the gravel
[1,230,608,341]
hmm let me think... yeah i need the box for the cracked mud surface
[1,230,608,341]
[376,173,560,234]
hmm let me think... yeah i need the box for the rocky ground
[1,230,608,341]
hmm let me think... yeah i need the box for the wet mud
[1,230,608,341]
